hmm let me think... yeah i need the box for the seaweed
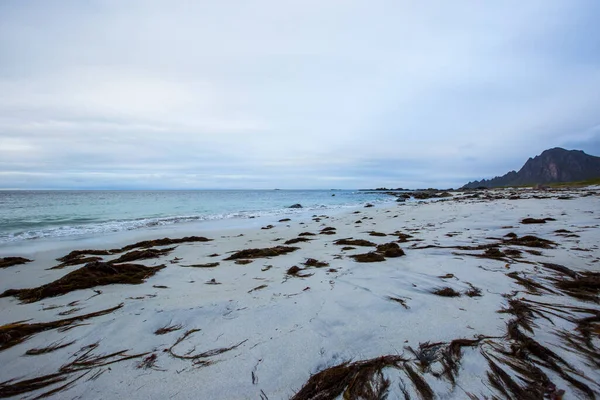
[464,284,482,297]
[120,236,211,251]
[181,262,219,268]
[56,250,112,263]
[303,258,329,268]
[550,272,600,302]
[54,237,211,265]
[167,329,247,367]
[235,260,253,265]
[50,256,103,270]
[284,238,312,245]
[0,304,123,351]
[504,235,557,249]
[109,247,174,264]
[351,252,386,263]
[154,323,183,335]
[388,296,409,309]
[334,239,376,247]
[1,262,165,303]
[367,231,387,237]
[376,242,405,257]
[432,287,461,297]
[521,218,555,224]
[0,342,148,399]
[25,340,76,356]
[0,257,33,269]
[290,355,405,400]
[286,266,313,278]
[298,232,316,236]
[320,227,337,235]
[224,246,299,260]
[506,271,556,295]
[248,284,268,293]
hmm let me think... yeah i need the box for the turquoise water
[0,190,392,244]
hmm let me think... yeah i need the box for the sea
[0,190,394,251]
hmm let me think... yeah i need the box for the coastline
[1,188,599,399]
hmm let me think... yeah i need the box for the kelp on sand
[1,262,165,303]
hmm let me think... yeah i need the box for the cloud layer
[1,1,600,189]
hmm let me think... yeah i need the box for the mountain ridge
[463,147,600,188]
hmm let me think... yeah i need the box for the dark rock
[289,204,303,209]
[463,147,600,188]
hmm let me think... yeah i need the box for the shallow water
[0,190,392,246]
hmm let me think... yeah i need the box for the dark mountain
[463,148,600,189]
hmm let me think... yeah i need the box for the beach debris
[298,232,316,236]
[286,266,313,278]
[464,283,482,297]
[320,227,337,235]
[205,279,221,285]
[153,285,169,289]
[388,296,409,309]
[303,258,329,268]
[181,262,219,268]
[284,237,312,245]
[432,287,461,297]
[109,247,175,264]
[376,242,405,257]
[327,268,338,273]
[224,246,300,260]
[261,265,273,272]
[235,259,253,265]
[364,203,374,207]
[25,339,76,356]
[367,231,387,237]
[208,253,220,257]
[0,341,148,399]
[351,252,386,263]
[340,246,355,251]
[0,303,123,351]
[154,323,183,335]
[51,256,104,270]
[503,234,557,249]
[279,218,291,222]
[438,274,455,279]
[137,353,162,370]
[288,204,303,208]
[261,225,274,230]
[120,236,212,251]
[248,284,268,293]
[521,217,556,224]
[55,237,212,264]
[0,257,33,269]
[334,238,376,247]
[56,250,112,264]
[1,262,165,303]
[167,329,247,367]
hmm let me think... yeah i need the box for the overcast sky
[1,1,600,189]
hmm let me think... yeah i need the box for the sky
[1,1,600,190]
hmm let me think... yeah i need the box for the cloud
[1,1,600,189]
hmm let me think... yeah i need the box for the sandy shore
[1,188,599,399]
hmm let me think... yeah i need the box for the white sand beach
[1,188,599,399]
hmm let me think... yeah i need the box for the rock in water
[289,204,303,208]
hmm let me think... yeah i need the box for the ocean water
[0,190,392,245]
